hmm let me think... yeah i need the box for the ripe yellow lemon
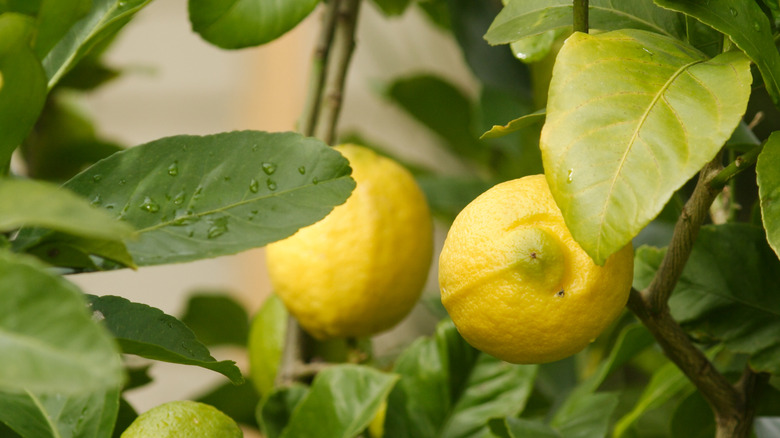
[438,174,633,364]
[266,144,433,339]
[120,400,242,437]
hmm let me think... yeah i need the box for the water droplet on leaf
[267,179,277,191]
[566,169,574,183]
[140,196,160,213]
[167,161,179,176]
[312,177,319,185]
[729,7,738,16]
[298,166,306,174]
[249,178,259,193]
[92,174,102,182]
[91,194,102,206]
[173,191,186,205]
[754,22,761,31]
[262,162,277,175]
[206,217,229,239]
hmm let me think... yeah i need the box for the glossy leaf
[42,0,154,88]
[499,418,560,438]
[486,0,684,45]
[655,0,780,105]
[257,384,308,438]
[189,0,320,49]
[634,225,780,374]
[61,131,355,267]
[0,178,134,241]
[33,0,91,59]
[0,13,46,169]
[385,319,537,438]
[0,251,123,395]
[248,295,288,397]
[0,387,120,438]
[550,392,619,438]
[87,295,243,384]
[280,365,398,438]
[757,132,780,259]
[180,293,249,346]
[23,232,136,270]
[510,30,559,63]
[541,29,751,264]
[480,109,545,140]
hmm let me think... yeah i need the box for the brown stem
[313,0,362,145]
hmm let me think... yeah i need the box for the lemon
[438,174,633,364]
[120,400,242,437]
[266,144,433,339]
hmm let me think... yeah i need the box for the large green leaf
[634,225,780,375]
[42,0,154,88]
[248,294,288,397]
[384,319,537,438]
[279,365,398,438]
[0,178,134,241]
[540,29,751,264]
[32,0,92,59]
[0,13,46,170]
[485,0,684,46]
[0,251,123,395]
[757,132,780,259]
[56,131,354,267]
[0,387,120,438]
[87,295,243,384]
[655,0,780,105]
[257,384,308,438]
[480,109,545,140]
[188,0,320,49]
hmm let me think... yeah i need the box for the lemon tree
[3,0,780,438]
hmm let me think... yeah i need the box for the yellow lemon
[120,400,242,437]
[438,174,633,364]
[266,144,433,339]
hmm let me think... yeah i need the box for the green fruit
[120,400,242,438]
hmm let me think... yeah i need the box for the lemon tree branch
[573,0,589,34]
[628,152,759,437]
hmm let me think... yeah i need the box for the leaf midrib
[595,58,704,258]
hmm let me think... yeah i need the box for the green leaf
[510,29,561,63]
[280,365,398,438]
[385,319,537,438]
[550,392,619,438]
[613,358,694,437]
[113,397,138,438]
[485,0,684,46]
[480,109,545,140]
[541,29,751,264]
[670,391,714,438]
[634,225,780,375]
[415,176,493,223]
[0,251,123,395]
[257,384,308,438]
[500,417,561,438]
[248,295,288,397]
[386,75,482,162]
[195,379,260,427]
[42,0,154,88]
[33,0,92,59]
[371,0,411,16]
[60,131,355,267]
[180,292,249,346]
[0,178,134,241]
[757,132,780,260]
[188,0,320,49]
[0,386,120,438]
[655,0,780,106]
[86,294,244,384]
[23,232,136,270]
[0,13,47,169]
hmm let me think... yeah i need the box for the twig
[299,0,342,137]
[314,0,362,144]
[709,143,763,190]
[573,0,589,34]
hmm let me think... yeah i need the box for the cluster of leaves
[4,0,780,437]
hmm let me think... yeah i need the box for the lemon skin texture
[266,144,433,339]
[438,174,633,364]
[120,400,242,438]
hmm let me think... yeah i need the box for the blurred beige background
[67,0,476,431]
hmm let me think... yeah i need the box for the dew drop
[173,191,186,205]
[642,47,653,56]
[193,186,203,200]
[167,161,179,176]
[312,177,319,185]
[262,162,277,175]
[729,7,738,16]
[139,196,160,213]
[249,178,259,193]
[267,179,277,191]
[119,179,126,185]
[754,22,761,31]
[566,169,574,183]
[90,194,102,206]
[206,217,228,239]
[224,176,231,182]
[252,144,259,152]
[105,204,115,210]
[92,174,102,183]
[298,166,306,174]
[172,209,199,226]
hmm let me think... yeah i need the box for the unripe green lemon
[439,174,633,364]
[266,144,433,339]
[120,400,242,437]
